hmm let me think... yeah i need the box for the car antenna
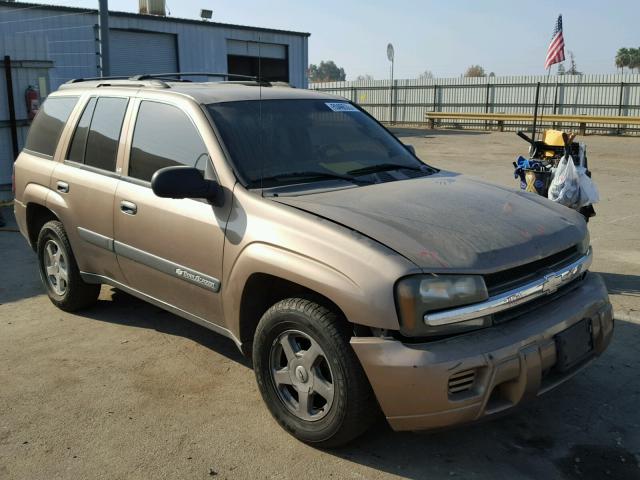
[259,36,264,196]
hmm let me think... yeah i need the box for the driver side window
[128,101,209,182]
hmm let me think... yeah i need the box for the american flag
[544,15,565,70]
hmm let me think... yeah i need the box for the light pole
[98,0,111,77]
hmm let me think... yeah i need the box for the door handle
[120,200,137,215]
[56,181,69,193]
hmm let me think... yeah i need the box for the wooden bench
[425,112,640,135]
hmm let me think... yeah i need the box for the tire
[37,220,100,311]
[253,297,378,448]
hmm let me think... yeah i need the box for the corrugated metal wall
[0,2,309,188]
[0,3,308,90]
[0,35,52,187]
[310,74,640,134]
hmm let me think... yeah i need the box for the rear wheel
[253,297,378,448]
[37,220,100,311]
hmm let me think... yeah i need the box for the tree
[464,65,486,77]
[488,72,496,77]
[630,48,640,73]
[354,74,374,81]
[557,63,566,75]
[615,47,631,74]
[308,61,346,82]
[566,51,582,75]
[417,70,434,80]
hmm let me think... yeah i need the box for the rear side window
[67,98,97,163]
[84,97,128,172]
[128,101,208,182]
[24,96,78,157]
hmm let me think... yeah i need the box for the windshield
[206,99,432,188]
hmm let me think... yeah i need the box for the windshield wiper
[254,170,373,187]
[347,162,427,176]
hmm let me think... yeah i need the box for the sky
[27,0,640,79]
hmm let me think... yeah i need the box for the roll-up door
[110,30,178,77]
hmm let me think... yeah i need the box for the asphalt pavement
[1,129,639,479]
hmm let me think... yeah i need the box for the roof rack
[64,72,274,89]
[129,72,271,86]
[66,76,131,84]
[130,72,250,80]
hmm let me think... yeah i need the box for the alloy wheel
[43,239,68,296]
[269,329,335,422]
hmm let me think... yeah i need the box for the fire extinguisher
[25,85,40,121]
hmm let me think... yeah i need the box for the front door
[113,99,229,325]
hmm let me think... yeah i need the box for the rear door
[50,95,131,281]
[113,97,229,325]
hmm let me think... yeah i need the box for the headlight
[578,231,590,255]
[395,275,489,336]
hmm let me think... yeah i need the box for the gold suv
[13,74,613,447]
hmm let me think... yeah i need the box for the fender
[22,182,52,209]
[222,241,402,340]
[18,183,57,245]
[43,187,70,219]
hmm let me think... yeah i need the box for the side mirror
[151,166,221,203]
[405,144,416,155]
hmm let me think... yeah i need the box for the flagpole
[538,13,563,142]
[539,67,553,137]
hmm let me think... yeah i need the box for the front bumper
[351,272,613,431]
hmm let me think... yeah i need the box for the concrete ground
[1,129,639,480]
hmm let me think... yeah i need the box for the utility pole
[98,0,111,77]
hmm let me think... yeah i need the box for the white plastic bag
[548,155,581,208]
[576,166,599,207]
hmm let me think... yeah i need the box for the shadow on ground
[324,319,640,479]
[390,127,490,138]
[597,271,640,297]
[76,287,640,479]
[0,207,45,304]
[87,287,250,367]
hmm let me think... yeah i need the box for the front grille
[492,274,584,324]
[448,369,476,395]
[484,245,580,296]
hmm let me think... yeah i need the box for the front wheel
[253,298,378,448]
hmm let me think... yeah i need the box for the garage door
[109,30,178,77]
[226,40,289,83]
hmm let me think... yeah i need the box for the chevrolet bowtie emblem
[542,265,580,294]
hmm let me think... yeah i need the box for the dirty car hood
[273,173,587,272]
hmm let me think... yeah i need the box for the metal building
[0,0,310,193]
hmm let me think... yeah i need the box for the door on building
[226,40,289,82]
[109,30,178,76]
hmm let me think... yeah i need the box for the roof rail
[63,72,274,89]
[129,72,254,80]
[66,76,130,84]
[63,78,170,89]
[129,72,271,86]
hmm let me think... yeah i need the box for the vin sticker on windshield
[325,102,359,112]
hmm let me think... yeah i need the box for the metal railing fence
[310,74,640,134]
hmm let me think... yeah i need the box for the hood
[273,172,587,272]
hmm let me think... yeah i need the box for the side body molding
[113,240,221,293]
[77,227,114,251]
[76,227,221,293]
